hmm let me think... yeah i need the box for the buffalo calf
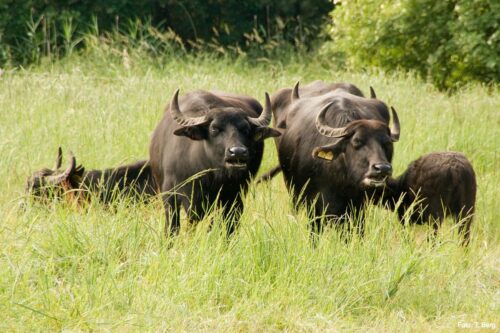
[381,152,477,245]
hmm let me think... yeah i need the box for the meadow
[0,51,498,332]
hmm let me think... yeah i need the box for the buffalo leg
[431,202,445,237]
[185,199,203,229]
[162,194,180,237]
[457,211,474,246]
[425,202,444,243]
[221,196,243,236]
[311,194,351,232]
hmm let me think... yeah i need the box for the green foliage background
[0,0,333,65]
[1,0,498,90]
[329,0,500,90]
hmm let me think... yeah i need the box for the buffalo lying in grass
[25,147,157,204]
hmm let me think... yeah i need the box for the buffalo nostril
[373,163,392,175]
[228,146,248,158]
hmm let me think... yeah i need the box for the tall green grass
[0,51,498,331]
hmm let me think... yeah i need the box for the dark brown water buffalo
[265,81,400,232]
[149,89,280,237]
[25,148,157,204]
[379,152,477,245]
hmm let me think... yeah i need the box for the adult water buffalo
[267,81,400,231]
[149,89,280,236]
[25,148,157,203]
[380,152,476,245]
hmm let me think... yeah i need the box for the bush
[330,0,500,90]
[0,0,334,66]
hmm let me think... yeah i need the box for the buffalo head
[170,89,281,170]
[25,147,85,199]
[312,104,400,188]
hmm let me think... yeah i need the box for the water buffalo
[149,89,280,236]
[380,152,476,245]
[25,147,157,204]
[265,81,400,232]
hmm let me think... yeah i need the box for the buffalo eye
[239,125,250,136]
[210,126,222,136]
[352,137,363,149]
[380,138,392,150]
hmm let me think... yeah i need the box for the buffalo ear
[312,141,344,161]
[253,127,282,141]
[173,125,206,140]
[69,165,85,185]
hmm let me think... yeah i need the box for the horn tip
[390,106,399,118]
[170,89,181,114]
[172,88,180,102]
[264,92,271,107]
[55,146,63,169]
[292,81,300,100]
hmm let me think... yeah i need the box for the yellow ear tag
[317,150,334,161]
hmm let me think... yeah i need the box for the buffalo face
[25,148,84,200]
[313,105,400,188]
[171,90,281,171]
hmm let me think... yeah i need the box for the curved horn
[54,146,63,169]
[390,106,400,142]
[249,92,272,127]
[291,81,300,101]
[169,89,208,127]
[315,102,349,138]
[369,86,377,99]
[46,152,76,186]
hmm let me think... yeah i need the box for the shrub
[330,0,500,90]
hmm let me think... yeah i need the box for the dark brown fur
[149,90,280,237]
[267,81,400,232]
[380,152,477,245]
[26,151,157,204]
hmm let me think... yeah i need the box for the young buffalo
[381,152,477,245]
[25,147,157,204]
